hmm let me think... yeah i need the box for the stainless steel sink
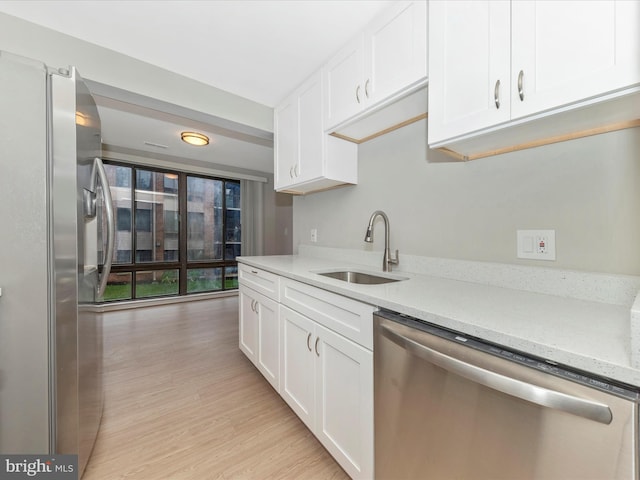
[316,270,406,285]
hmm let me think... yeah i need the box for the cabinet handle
[494,79,501,109]
[254,302,259,314]
[355,85,361,104]
[294,164,298,177]
[365,79,370,98]
[315,337,320,357]
[250,300,259,313]
[518,70,524,101]
[251,270,258,274]
[307,333,312,352]
[289,166,294,179]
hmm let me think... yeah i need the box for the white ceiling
[0,0,393,175]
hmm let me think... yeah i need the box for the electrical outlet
[536,235,547,254]
[310,228,318,243]
[517,230,556,260]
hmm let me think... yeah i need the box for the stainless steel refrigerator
[0,50,114,477]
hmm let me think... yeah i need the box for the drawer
[280,277,376,349]
[238,263,280,301]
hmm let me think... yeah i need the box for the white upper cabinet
[428,1,510,143]
[428,0,640,157]
[297,74,324,183]
[324,1,428,131]
[274,75,323,190]
[274,70,357,195]
[324,35,365,132]
[274,1,427,194]
[365,0,428,107]
[274,96,297,191]
[510,1,640,119]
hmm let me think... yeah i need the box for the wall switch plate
[517,230,556,261]
[310,228,318,243]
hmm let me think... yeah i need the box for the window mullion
[222,179,227,287]
[179,172,188,295]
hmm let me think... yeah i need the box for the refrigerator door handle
[91,157,115,298]
[380,322,613,425]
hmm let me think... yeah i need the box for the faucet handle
[385,249,399,272]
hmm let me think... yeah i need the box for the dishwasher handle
[380,322,613,425]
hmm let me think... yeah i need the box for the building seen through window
[101,163,240,301]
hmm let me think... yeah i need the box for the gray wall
[264,177,294,255]
[293,119,640,275]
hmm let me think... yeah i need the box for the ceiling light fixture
[181,131,209,146]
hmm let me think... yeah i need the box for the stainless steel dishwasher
[374,310,639,480]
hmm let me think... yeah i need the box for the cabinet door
[256,294,280,391]
[273,95,298,190]
[238,285,259,365]
[511,0,640,119]
[279,305,315,431]
[365,1,428,105]
[297,71,324,183]
[428,0,511,145]
[324,34,365,130]
[315,324,373,480]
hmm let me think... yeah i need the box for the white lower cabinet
[280,305,373,480]
[239,284,280,391]
[239,268,375,479]
[239,285,259,362]
[279,305,316,428]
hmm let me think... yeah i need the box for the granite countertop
[238,250,640,388]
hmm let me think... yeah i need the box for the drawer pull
[307,333,312,352]
[251,270,258,274]
[315,337,320,357]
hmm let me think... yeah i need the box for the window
[136,170,153,191]
[116,208,131,231]
[164,210,178,233]
[135,209,152,232]
[116,250,131,263]
[115,166,131,188]
[164,174,178,194]
[101,162,240,302]
[187,211,205,260]
[187,176,205,202]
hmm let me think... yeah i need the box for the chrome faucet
[364,210,399,272]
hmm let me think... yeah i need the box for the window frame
[101,160,240,302]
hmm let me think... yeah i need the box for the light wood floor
[83,297,349,480]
